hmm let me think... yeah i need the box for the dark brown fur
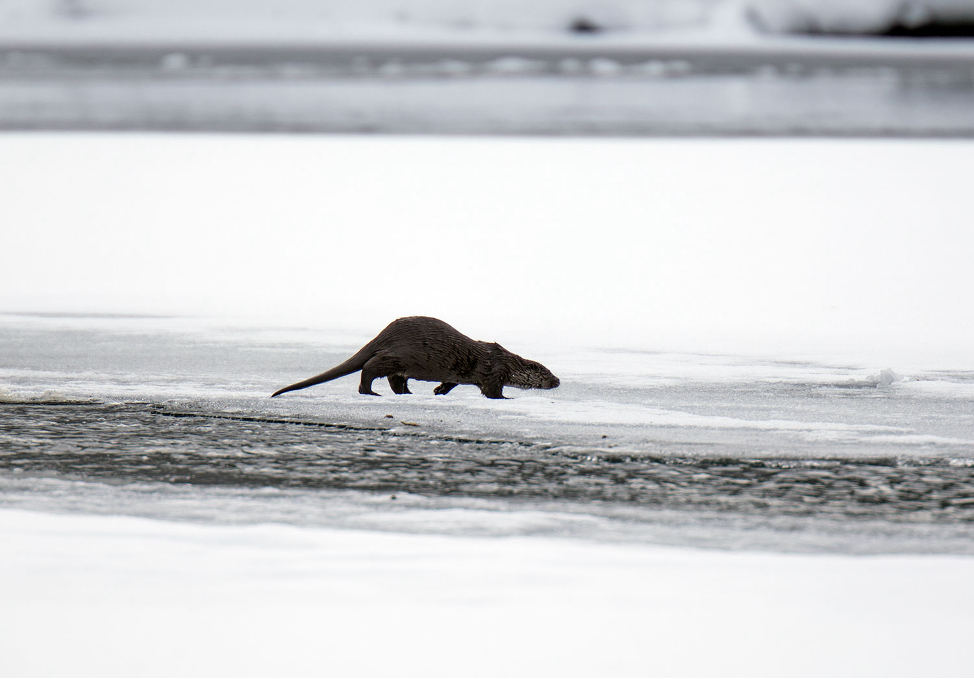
[271,316,559,399]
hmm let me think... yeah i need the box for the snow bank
[2,508,972,677]
[0,0,726,45]
[3,0,973,46]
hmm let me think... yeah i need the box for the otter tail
[271,349,373,397]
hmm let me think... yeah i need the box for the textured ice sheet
[2,313,972,459]
[4,409,974,555]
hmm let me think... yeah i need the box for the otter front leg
[480,382,508,399]
[433,382,458,396]
[388,375,412,395]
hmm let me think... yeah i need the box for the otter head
[504,355,560,391]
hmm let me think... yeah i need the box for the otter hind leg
[359,355,402,396]
[358,380,380,396]
[433,382,458,396]
[388,375,412,395]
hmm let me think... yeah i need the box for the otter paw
[434,382,458,396]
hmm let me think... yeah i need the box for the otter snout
[507,359,561,391]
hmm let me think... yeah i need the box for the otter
[271,316,559,399]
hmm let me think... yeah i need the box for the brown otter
[271,316,559,399]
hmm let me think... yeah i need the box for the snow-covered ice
[2,508,974,677]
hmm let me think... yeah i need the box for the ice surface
[2,507,973,676]
[2,311,972,460]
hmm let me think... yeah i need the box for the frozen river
[1,134,972,675]
[2,310,974,555]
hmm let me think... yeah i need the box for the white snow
[2,0,973,48]
[1,134,970,369]
[0,0,719,44]
[2,508,973,677]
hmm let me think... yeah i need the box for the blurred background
[2,0,974,135]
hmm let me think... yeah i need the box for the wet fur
[271,316,559,399]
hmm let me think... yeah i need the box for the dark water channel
[3,402,973,526]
